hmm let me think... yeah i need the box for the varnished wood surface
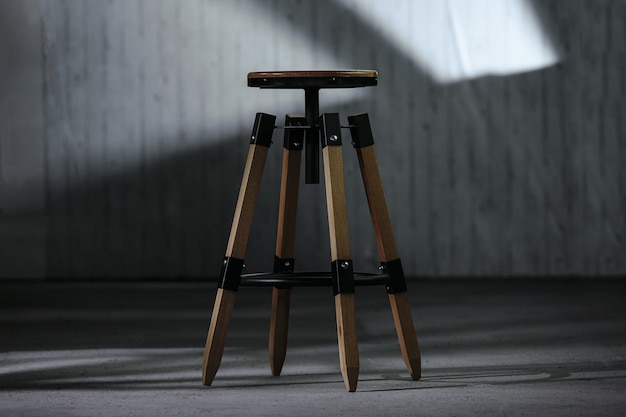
[322,146,351,261]
[249,70,377,78]
[275,149,301,259]
[269,146,300,377]
[356,145,399,262]
[388,292,421,380]
[334,293,359,392]
[225,144,269,260]
[269,287,291,376]
[248,70,377,89]
[202,288,236,385]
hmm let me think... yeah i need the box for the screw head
[341,261,350,270]
[330,134,338,142]
[284,261,291,267]
[293,142,300,147]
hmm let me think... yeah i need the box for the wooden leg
[202,113,275,386]
[225,144,271,261]
[268,115,304,376]
[321,113,359,392]
[322,137,352,263]
[202,288,236,385]
[335,293,359,392]
[389,292,421,379]
[349,115,399,262]
[348,112,421,380]
[269,287,291,376]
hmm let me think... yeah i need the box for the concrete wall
[0,0,46,278]
[1,0,625,278]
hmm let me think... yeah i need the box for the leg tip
[343,366,359,392]
[409,371,421,381]
[270,361,284,377]
[201,374,214,386]
[407,359,421,380]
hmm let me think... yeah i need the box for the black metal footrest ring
[240,271,389,288]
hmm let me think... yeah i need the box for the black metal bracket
[331,259,355,295]
[218,257,245,291]
[320,113,343,148]
[283,115,306,150]
[380,259,408,294]
[273,256,295,273]
[272,256,295,289]
[250,113,276,147]
[305,88,320,184]
[347,113,375,148]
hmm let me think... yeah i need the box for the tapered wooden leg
[322,113,359,392]
[202,113,276,386]
[335,293,359,391]
[389,292,421,379]
[349,112,421,380]
[268,115,305,376]
[349,114,399,262]
[202,288,236,385]
[269,287,291,376]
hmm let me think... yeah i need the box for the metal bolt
[284,261,291,268]
[251,135,256,141]
[341,261,350,270]
[223,259,228,265]
[293,142,300,147]
[330,134,338,142]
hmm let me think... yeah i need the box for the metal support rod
[304,88,320,184]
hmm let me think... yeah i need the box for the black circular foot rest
[240,271,389,288]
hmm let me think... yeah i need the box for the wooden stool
[202,70,420,392]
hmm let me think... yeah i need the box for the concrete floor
[1,278,625,416]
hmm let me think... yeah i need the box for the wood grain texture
[202,288,236,386]
[323,146,351,261]
[226,144,269,260]
[388,291,421,380]
[269,287,291,376]
[248,70,378,89]
[249,70,377,79]
[334,293,359,392]
[275,149,301,259]
[356,145,399,262]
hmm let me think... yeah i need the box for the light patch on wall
[201,0,369,134]
[340,0,559,83]
[41,0,368,196]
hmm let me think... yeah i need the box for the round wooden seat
[248,70,378,89]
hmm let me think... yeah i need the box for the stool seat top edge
[248,70,378,89]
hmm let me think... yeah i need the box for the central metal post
[304,87,320,184]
